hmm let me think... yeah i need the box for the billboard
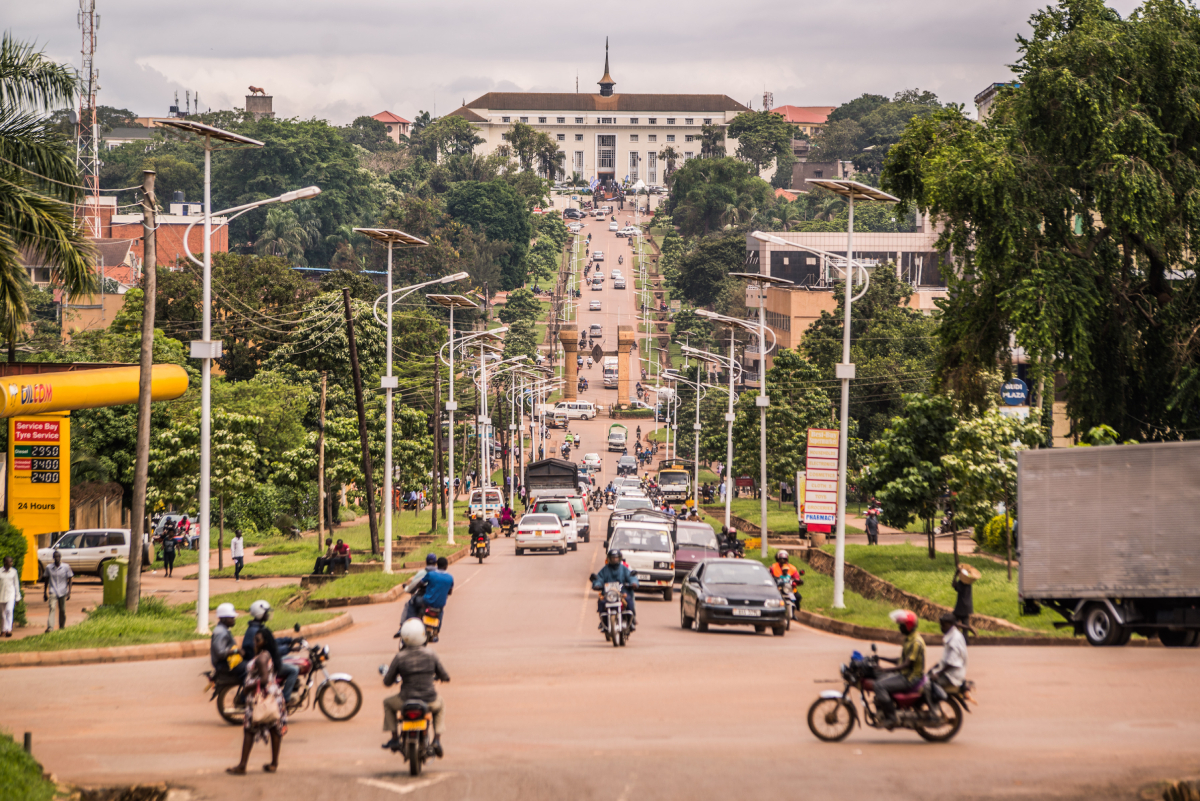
[8,414,71,580]
[804,428,839,526]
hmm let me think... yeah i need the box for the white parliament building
[447,44,750,188]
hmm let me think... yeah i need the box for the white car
[528,498,580,550]
[569,223,583,233]
[593,251,605,262]
[38,529,148,577]
[582,452,602,471]
[515,513,568,555]
[589,299,602,311]
[620,226,639,237]
[608,221,619,232]
[610,522,676,600]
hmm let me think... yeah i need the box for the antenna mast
[77,0,101,237]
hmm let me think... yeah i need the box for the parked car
[38,529,150,578]
[589,300,602,311]
[673,520,719,580]
[515,513,568,556]
[680,559,788,635]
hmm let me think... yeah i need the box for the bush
[978,514,1015,554]
[0,519,29,627]
[0,732,55,801]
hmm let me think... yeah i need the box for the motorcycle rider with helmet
[400,554,439,628]
[468,513,491,557]
[591,549,640,630]
[769,550,803,607]
[873,609,926,727]
[241,600,299,704]
[382,618,450,756]
[210,602,245,683]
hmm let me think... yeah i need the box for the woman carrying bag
[228,631,287,774]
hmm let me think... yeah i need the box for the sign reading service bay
[804,428,839,526]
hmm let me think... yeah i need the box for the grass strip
[308,572,411,601]
[0,732,55,801]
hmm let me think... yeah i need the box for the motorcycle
[421,606,444,644]
[806,645,971,743]
[618,255,623,265]
[379,669,437,776]
[471,532,490,563]
[592,576,633,647]
[208,625,363,725]
[775,571,804,627]
[500,519,515,537]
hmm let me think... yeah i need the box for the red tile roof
[372,111,411,124]
[771,105,836,125]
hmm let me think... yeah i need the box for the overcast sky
[11,0,1144,125]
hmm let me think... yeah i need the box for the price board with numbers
[8,413,70,581]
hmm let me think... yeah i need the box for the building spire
[598,37,616,97]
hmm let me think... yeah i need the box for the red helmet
[889,609,918,634]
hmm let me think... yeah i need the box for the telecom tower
[763,91,774,112]
[76,0,101,237]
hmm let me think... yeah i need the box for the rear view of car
[528,499,579,550]
[515,513,567,555]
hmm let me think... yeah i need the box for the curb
[0,612,355,670]
[310,546,470,609]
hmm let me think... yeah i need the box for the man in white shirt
[230,530,245,582]
[43,550,73,632]
[0,555,21,637]
[931,612,968,688]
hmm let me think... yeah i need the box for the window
[600,117,614,124]
[629,151,639,180]
[520,116,528,123]
[574,151,584,170]
[575,117,584,124]
[502,116,510,123]
[666,118,676,125]
[575,133,583,141]
[538,117,547,123]
[557,133,565,141]
[813,169,823,178]
[630,117,639,124]
[648,134,657,143]
[684,151,693,161]
[666,134,675,142]
[703,118,712,125]
[630,134,639,142]
[685,118,694,125]
[386,125,393,133]
[685,135,694,142]
[648,118,657,124]
[557,117,565,124]
[648,152,657,184]
[598,134,615,169]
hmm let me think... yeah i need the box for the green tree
[339,115,401,152]
[255,206,313,265]
[883,0,1200,439]
[862,392,958,558]
[727,110,797,173]
[444,180,532,290]
[504,122,539,171]
[807,118,863,161]
[498,287,542,324]
[421,115,484,158]
[534,132,565,181]
[673,230,746,307]
[658,146,681,188]
[502,318,540,362]
[813,89,941,171]
[699,123,726,159]
[667,157,773,237]
[0,33,96,357]
[771,148,796,189]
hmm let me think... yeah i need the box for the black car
[564,209,583,219]
[680,559,788,636]
[617,454,638,476]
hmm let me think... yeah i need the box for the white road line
[358,773,454,795]
[577,542,600,634]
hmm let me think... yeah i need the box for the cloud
[8,0,1147,124]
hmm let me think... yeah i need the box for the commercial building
[445,43,750,189]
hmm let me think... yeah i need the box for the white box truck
[1018,440,1200,647]
[603,356,619,389]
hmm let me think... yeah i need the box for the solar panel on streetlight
[353,228,430,248]
[157,119,265,147]
[805,179,900,203]
[427,294,480,310]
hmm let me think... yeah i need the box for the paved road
[5,507,1199,801]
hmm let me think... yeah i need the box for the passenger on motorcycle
[241,600,298,703]
[400,554,439,626]
[592,549,640,629]
[383,619,450,756]
[769,550,803,605]
[211,603,246,683]
[468,513,492,554]
[873,609,926,727]
[930,612,968,690]
[499,505,515,530]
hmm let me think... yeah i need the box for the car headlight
[703,596,727,605]
[763,598,784,609]
[653,561,673,570]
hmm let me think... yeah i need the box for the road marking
[577,538,601,634]
[358,773,454,795]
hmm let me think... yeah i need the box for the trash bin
[101,557,129,606]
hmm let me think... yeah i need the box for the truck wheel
[1083,604,1123,646]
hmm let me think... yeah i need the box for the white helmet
[400,618,427,649]
[215,602,237,620]
[249,600,272,621]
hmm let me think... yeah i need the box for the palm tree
[659,146,680,189]
[0,33,96,359]
[698,124,725,159]
[534,133,565,181]
[256,207,311,266]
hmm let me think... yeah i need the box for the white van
[610,521,675,601]
[468,488,505,519]
[554,400,597,420]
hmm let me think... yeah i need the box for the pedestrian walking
[43,550,72,632]
[160,526,177,576]
[865,497,881,546]
[0,555,21,637]
[227,630,286,775]
[231,529,245,581]
[952,564,980,636]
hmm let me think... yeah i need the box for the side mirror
[870,643,877,654]
[294,623,301,633]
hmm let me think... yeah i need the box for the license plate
[422,616,439,626]
[637,573,650,580]
[535,532,542,536]
[401,720,427,731]
[732,608,761,617]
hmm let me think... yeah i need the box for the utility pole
[125,169,156,612]
[432,357,443,533]
[317,371,327,547]
[342,289,380,554]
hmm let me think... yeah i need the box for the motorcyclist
[468,513,491,556]
[399,553,439,626]
[635,425,641,442]
[382,618,450,757]
[499,504,515,533]
[591,549,640,630]
[769,550,803,606]
[874,609,926,728]
[241,600,298,704]
[210,602,246,683]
